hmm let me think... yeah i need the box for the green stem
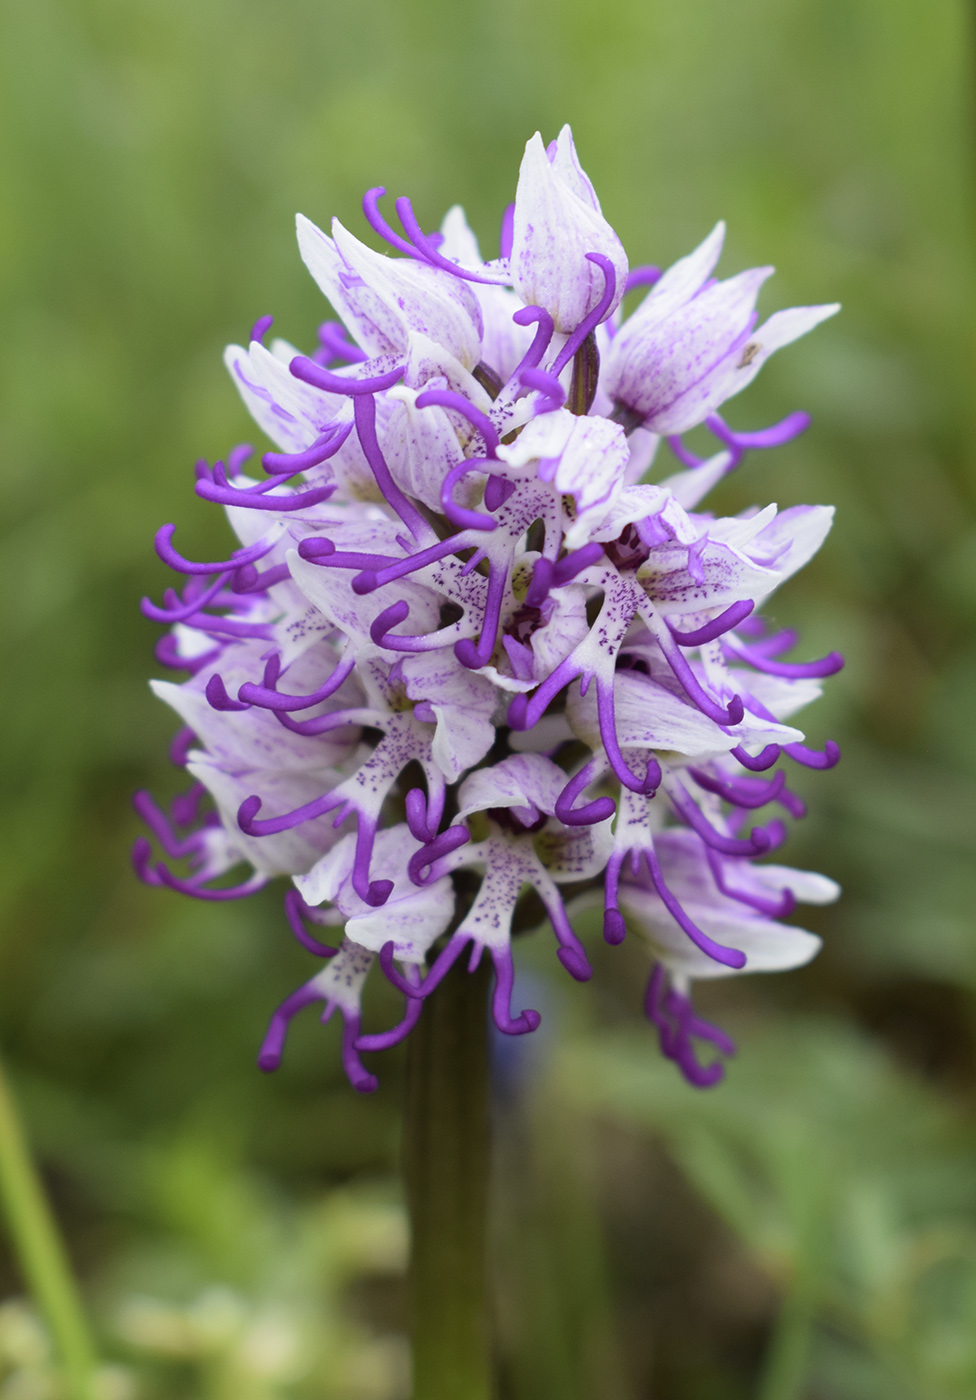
[0,1047,98,1400]
[404,956,493,1400]
[756,1287,814,1400]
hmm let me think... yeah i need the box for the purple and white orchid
[135,126,841,1091]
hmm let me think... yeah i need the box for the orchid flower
[136,126,841,1091]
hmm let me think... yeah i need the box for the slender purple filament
[142,572,231,624]
[317,321,368,364]
[261,421,354,475]
[153,522,280,576]
[550,253,617,377]
[520,366,565,413]
[642,847,747,968]
[624,266,662,292]
[240,655,357,711]
[283,889,339,956]
[499,203,515,259]
[290,355,405,397]
[667,780,771,856]
[704,847,795,919]
[667,600,755,647]
[655,625,744,726]
[415,388,500,456]
[554,762,616,827]
[726,638,844,679]
[408,826,470,885]
[687,766,786,811]
[353,393,428,539]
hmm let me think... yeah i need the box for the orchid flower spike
[136,126,842,1091]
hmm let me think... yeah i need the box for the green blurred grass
[0,0,974,1396]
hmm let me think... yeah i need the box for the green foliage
[558,1016,976,1399]
[0,0,973,1397]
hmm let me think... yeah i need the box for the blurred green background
[1,0,974,1395]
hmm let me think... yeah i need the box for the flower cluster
[135,127,841,1091]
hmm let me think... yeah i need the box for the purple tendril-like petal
[665,435,706,469]
[490,947,541,1034]
[455,561,507,669]
[231,562,291,592]
[283,888,339,957]
[238,789,343,838]
[783,740,841,770]
[705,410,810,452]
[730,743,781,772]
[355,966,424,1050]
[353,393,428,539]
[726,638,844,679]
[361,187,420,257]
[642,847,747,968]
[416,388,500,456]
[181,614,275,642]
[524,558,555,610]
[317,321,369,365]
[141,572,231,624]
[133,790,197,860]
[539,889,593,982]
[154,862,267,901]
[667,600,755,647]
[508,653,585,732]
[603,851,628,945]
[153,522,280,576]
[484,475,517,511]
[155,635,221,673]
[597,679,661,795]
[666,779,771,857]
[740,694,841,770]
[380,934,465,999]
[257,984,324,1071]
[351,534,462,596]
[262,421,354,475]
[239,654,356,711]
[687,766,787,811]
[655,624,744,726]
[338,1012,381,1092]
[554,762,616,827]
[408,826,470,886]
[289,355,405,397]
[704,847,795,919]
[520,366,566,413]
[555,543,604,585]
[645,966,735,1088]
[499,203,515,258]
[195,465,336,513]
[258,987,378,1093]
[348,812,393,907]
[438,459,498,534]
[379,936,540,1035]
[507,305,556,385]
[205,673,251,712]
[251,314,274,344]
[405,786,446,844]
[169,728,197,767]
[550,253,617,377]
[624,266,662,292]
[394,195,507,286]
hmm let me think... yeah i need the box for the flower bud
[510,126,628,334]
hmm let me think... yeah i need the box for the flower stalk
[0,1046,98,1400]
[404,956,493,1400]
